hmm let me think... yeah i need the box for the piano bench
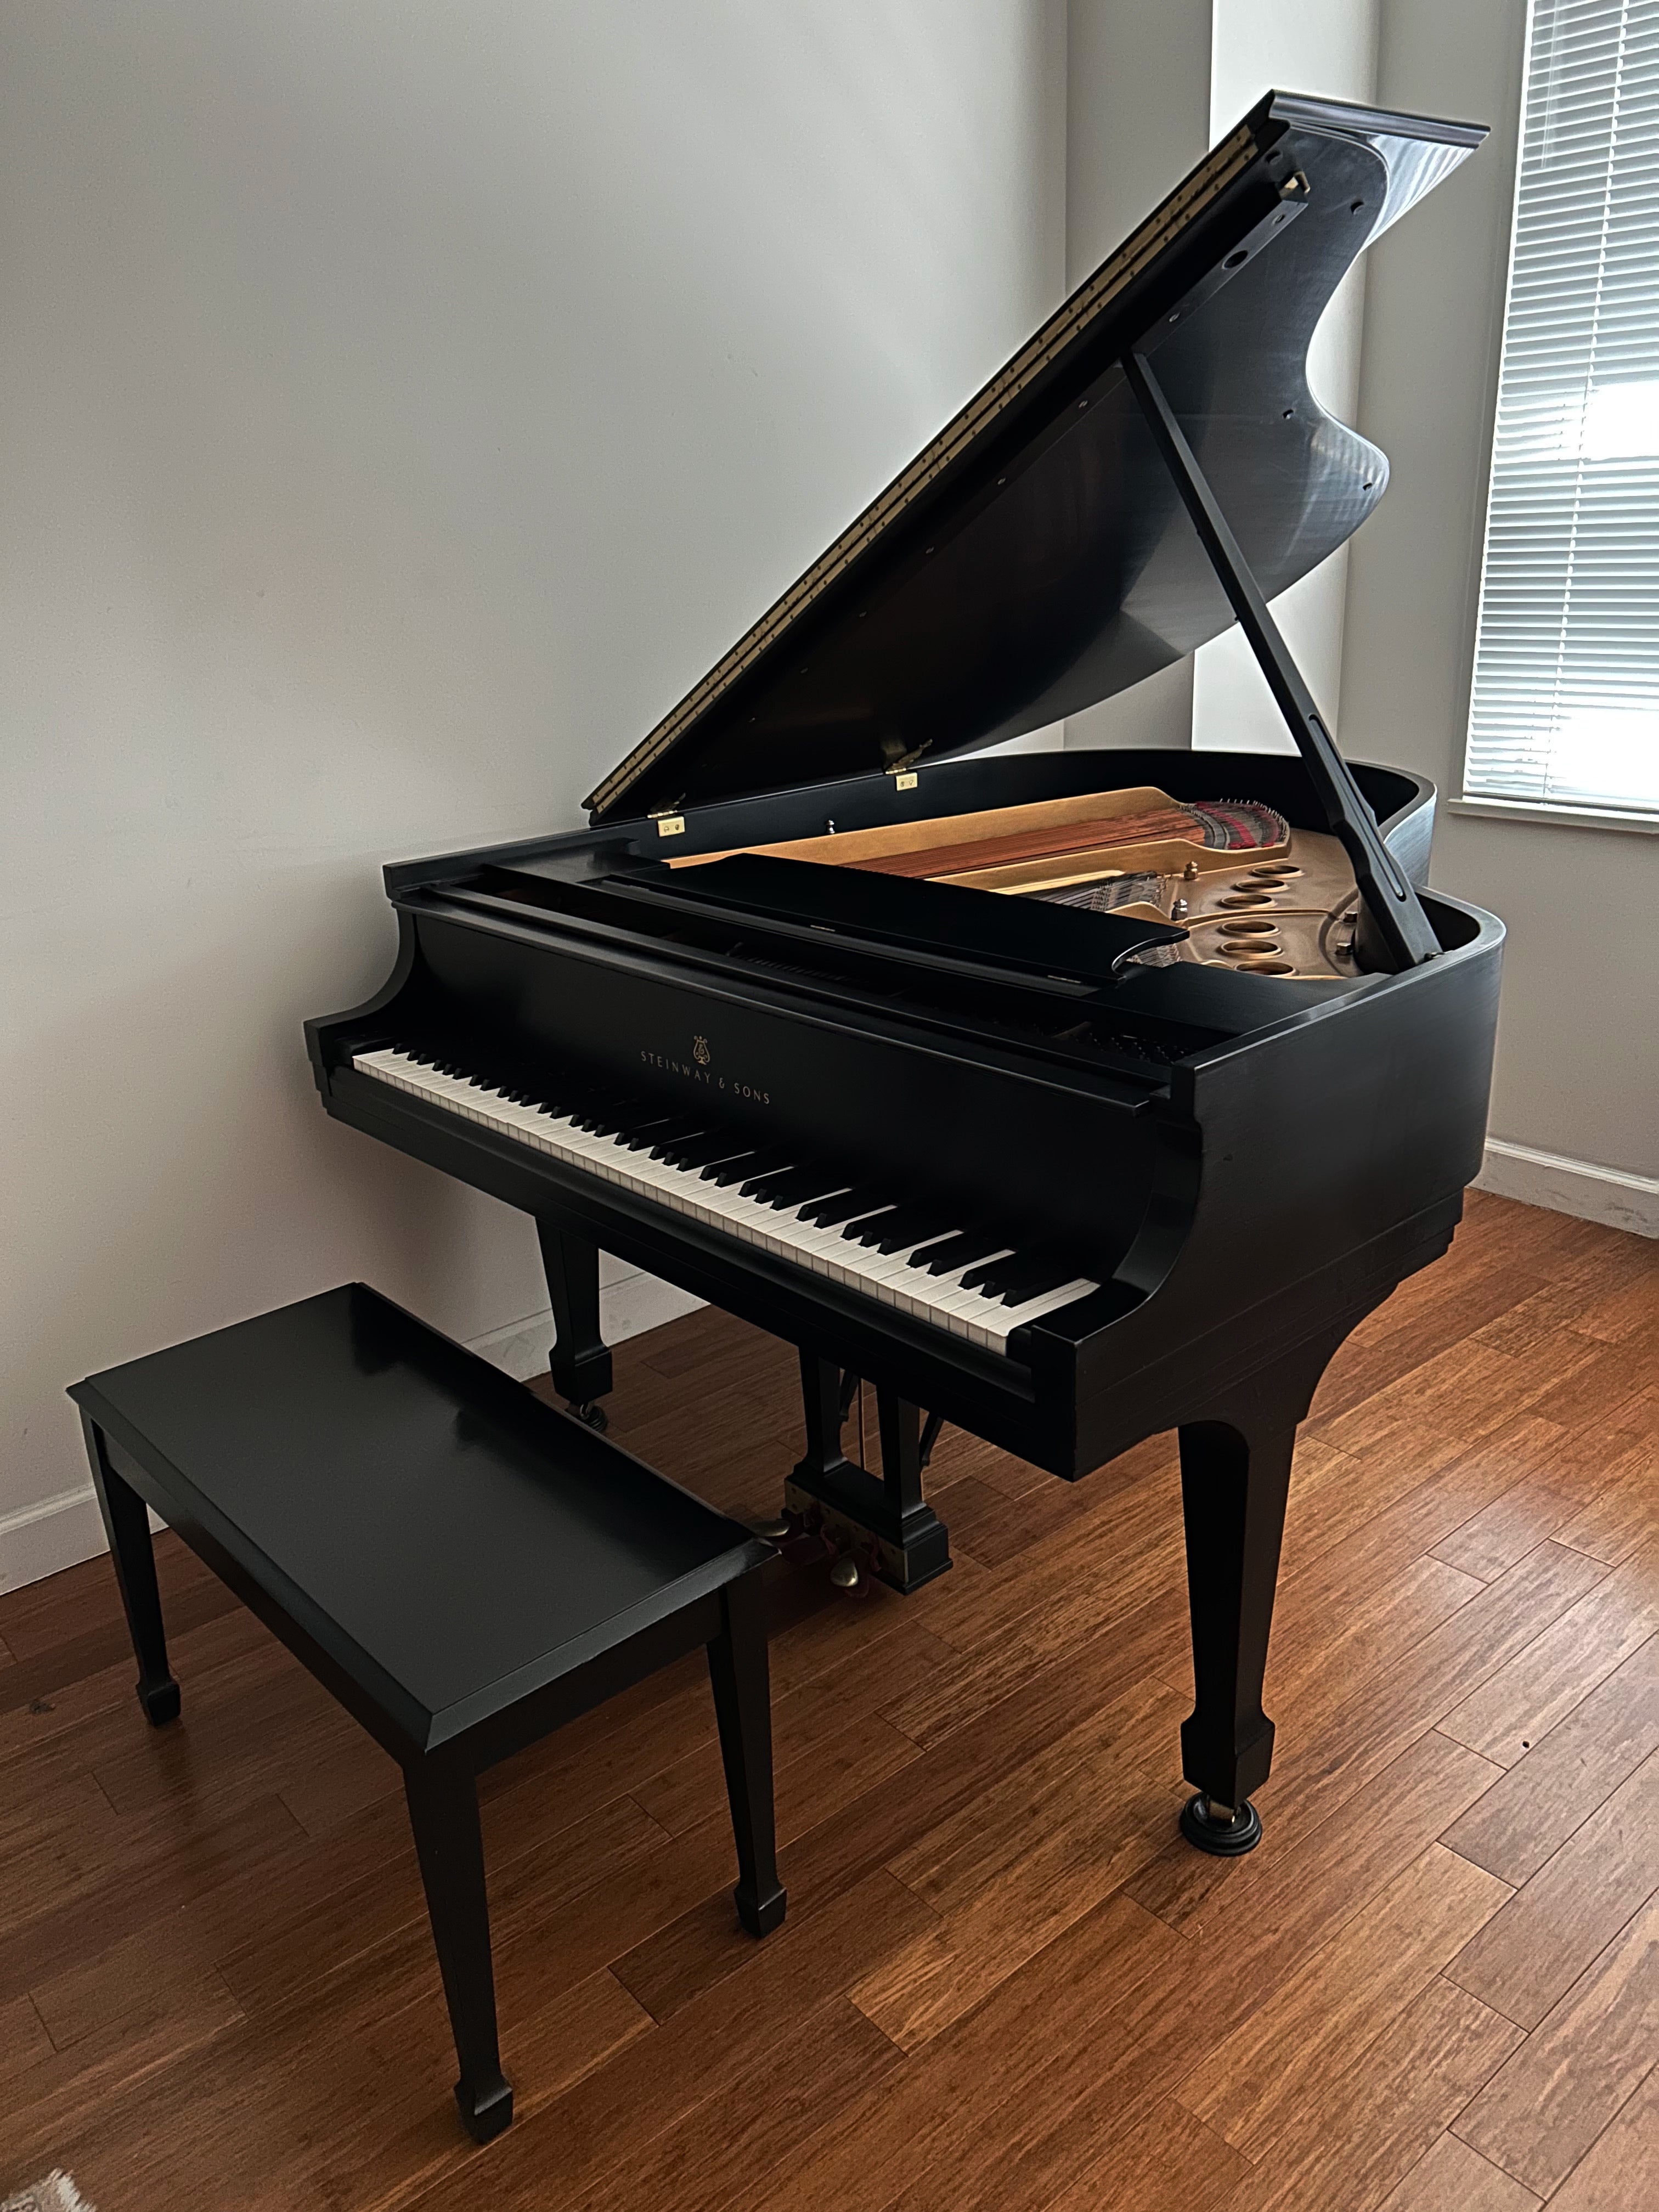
[67,1282,785,2145]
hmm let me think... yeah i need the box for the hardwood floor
[1,1190,1655,2211]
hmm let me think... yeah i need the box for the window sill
[1448,795,1659,837]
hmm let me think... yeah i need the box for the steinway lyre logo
[639,1032,766,1102]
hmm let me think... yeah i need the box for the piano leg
[1175,1407,1300,1854]
[783,1355,952,1594]
[537,1222,612,1429]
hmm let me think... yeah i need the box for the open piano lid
[584,92,1483,827]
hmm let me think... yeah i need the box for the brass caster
[828,1554,863,1593]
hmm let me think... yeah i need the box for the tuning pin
[1183,860,1200,881]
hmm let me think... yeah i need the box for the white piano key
[351,1049,1099,1354]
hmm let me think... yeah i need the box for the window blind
[1464,0,1659,816]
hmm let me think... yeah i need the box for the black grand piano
[307,92,1503,1855]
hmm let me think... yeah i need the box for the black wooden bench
[68,1283,785,2142]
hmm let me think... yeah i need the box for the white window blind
[1465,0,1659,817]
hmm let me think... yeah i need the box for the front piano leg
[1175,1412,1297,1854]
[537,1222,612,1430]
[782,1355,951,1594]
[1172,1327,1350,1854]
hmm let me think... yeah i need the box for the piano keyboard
[352,1047,1100,1355]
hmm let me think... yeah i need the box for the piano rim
[379,747,1443,918]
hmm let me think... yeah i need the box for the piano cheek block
[305,89,1502,1850]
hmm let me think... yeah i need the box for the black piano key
[836,1204,899,1242]
[547,1089,620,1125]
[766,1166,851,1212]
[620,1121,703,1155]
[850,1202,957,1254]
[913,1227,1008,1278]
[551,1085,604,1122]
[748,1164,834,1209]
[618,1113,703,1152]
[503,1072,565,1108]
[570,1092,644,1133]
[603,1097,673,1131]
[1000,1254,1088,1305]
[697,1150,762,1186]
[965,1250,1077,1302]
[740,1160,815,1201]
[702,1146,790,1187]
[957,1246,1030,1293]
[800,1183,889,1227]
[652,1128,750,1170]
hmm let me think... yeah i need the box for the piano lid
[585,92,1484,825]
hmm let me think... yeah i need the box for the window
[1464,0,1659,820]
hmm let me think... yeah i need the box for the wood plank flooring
[1,1190,1655,2211]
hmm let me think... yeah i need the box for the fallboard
[383,901,1177,1268]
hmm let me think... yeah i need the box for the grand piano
[307,92,1503,1855]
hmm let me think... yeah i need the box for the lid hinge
[881,738,931,787]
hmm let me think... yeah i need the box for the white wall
[1060,0,1209,755]
[0,0,1066,1588]
[1192,0,1380,753]
[1340,0,1659,1197]
[1063,0,1381,757]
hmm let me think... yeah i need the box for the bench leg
[707,1571,787,1938]
[403,1761,514,2142]
[81,1414,179,1726]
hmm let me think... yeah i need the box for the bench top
[71,1285,769,1750]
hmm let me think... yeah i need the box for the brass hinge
[882,740,929,786]
[648,802,687,838]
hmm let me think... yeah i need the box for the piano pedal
[828,1535,882,1596]
[775,1503,835,1567]
[752,1513,794,1543]
[566,1400,608,1433]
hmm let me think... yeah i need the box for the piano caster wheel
[828,1554,863,1593]
[568,1400,608,1433]
[1179,1792,1263,1857]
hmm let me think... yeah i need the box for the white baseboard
[1477,1139,1659,1239]
[465,1266,704,1383]
[0,1482,115,1598]
[0,1267,705,1599]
